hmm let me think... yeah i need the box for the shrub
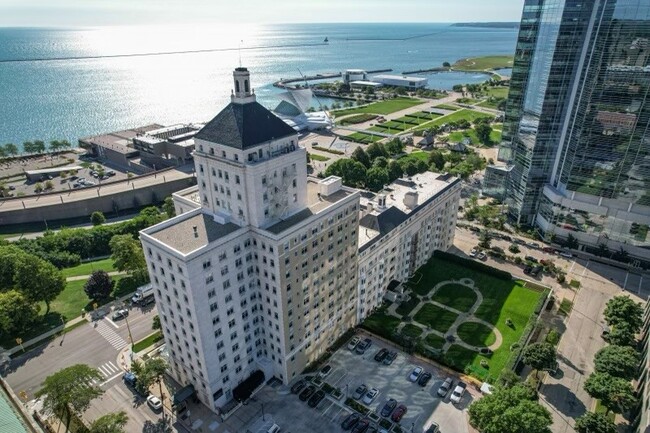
[433,250,511,280]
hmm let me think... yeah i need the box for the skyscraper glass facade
[501,0,650,261]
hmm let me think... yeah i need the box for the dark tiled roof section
[359,206,408,235]
[195,101,297,149]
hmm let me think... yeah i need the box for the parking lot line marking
[624,272,629,289]
[99,372,122,386]
[638,276,643,295]
[581,260,590,277]
[105,318,119,329]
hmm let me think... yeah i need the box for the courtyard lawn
[331,97,423,118]
[476,99,501,110]
[430,283,477,313]
[453,55,514,71]
[484,86,510,99]
[338,113,377,125]
[50,274,127,321]
[425,333,446,350]
[400,151,430,163]
[408,256,544,381]
[447,128,502,146]
[401,324,424,339]
[457,321,497,347]
[346,132,384,144]
[361,306,401,341]
[309,153,330,162]
[433,104,460,111]
[413,304,459,334]
[61,258,115,278]
[396,295,420,316]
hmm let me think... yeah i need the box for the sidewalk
[66,270,127,282]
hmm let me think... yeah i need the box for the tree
[522,342,557,378]
[89,411,128,433]
[4,143,18,157]
[475,123,493,145]
[565,233,579,249]
[44,180,54,190]
[0,290,40,335]
[14,254,65,313]
[366,142,388,161]
[443,61,451,67]
[468,383,552,433]
[508,244,520,254]
[36,364,104,432]
[596,243,609,257]
[162,196,175,218]
[34,182,44,193]
[594,345,639,380]
[574,411,616,433]
[365,167,389,192]
[91,211,106,226]
[373,156,389,169]
[133,358,169,425]
[142,419,172,433]
[351,147,371,168]
[384,138,404,156]
[498,369,521,388]
[84,270,114,301]
[49,140,61,153]
[23,141,35,154]
[583,372,636,414]
[152,315,161,331]
[603,295,644,332]
[387,160,402,181]
[401,160,419,176]
[428,151,445,171]
[324,159,367,188]
[110,234,146,274]
[606,323,637,347]
[478,231,491,249]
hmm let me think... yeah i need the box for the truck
[131,284,154,305]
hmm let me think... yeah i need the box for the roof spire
[231,66,256,104]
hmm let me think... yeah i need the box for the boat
[324,37,328,43]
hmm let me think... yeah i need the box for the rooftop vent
[192,226,198,238]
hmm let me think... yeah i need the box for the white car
[348,337,360,351]
[450,382,467,404]
[147,395,163,411]
[469,248,478,257]
[362,387,379,405]
[408,366,423,382]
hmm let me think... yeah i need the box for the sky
[0,0,525,27]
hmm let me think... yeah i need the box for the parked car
[450,382,467,404]
[291,379,306,394]
[424,422,440,433]
[530,265,543,276]
[299,385,316,401]
[409,366,423,382]
[501,235,513,242]
[341,413,360,430]
[524,256,538,263]
[122,371,137,387]
[477,252,487,261]
[469,248,478,257]
[366,424,378,433]
[351,418,370,433]
[147,395,162,411]
[524,266,532,274]
[391,404,407,422]
[380,398,397,417]
[356,338,372,354]
[383,351,397,365]
[107,170,116,176]
[348,337,361,351]
[266,424,280,433]
[374,348,389,362]
[542,246,555,253]
[437,377,453,397]
[527,242,541,249]
[469,226,481,233]
[353,384,368,400]
[559,251,573,258]
[308,390,326,408]
[362,388,379,405]
[513,238,526,245]
[319,365,332,378]
[111,309,129,320]
[418,372,432,387]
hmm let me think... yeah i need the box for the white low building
[372,74,428,89]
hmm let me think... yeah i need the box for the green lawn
[401,324,424,339]
[408,256,543,381]
[396,296,420,316]
[361,306,401,341]
[414,109,494,132]
[413,303,459,334]
[346,132,384,143]
[331,97,423,118]
[133,331,163,353]
[50,274,128,321]
[430,283,477,313]
[453,55,514,71]
[400,151,430,163]
[457,321,497,347]
[425,333,446,350]
[61,258,115,278]
[476,99,501,109]
[309,153,330,162]
[484,87,510,98]
[447,128,502,146]
[338,113,377,125]
[433,104,460,111]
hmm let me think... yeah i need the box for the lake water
[0,23,518,149]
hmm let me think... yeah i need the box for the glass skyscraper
[501,0,650,262]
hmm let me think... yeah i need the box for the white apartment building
[357,172,462,320]
[140,67,360,411]
[140,67,461,414]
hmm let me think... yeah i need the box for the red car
[391,404,407,422]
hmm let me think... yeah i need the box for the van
[266,424,280,433]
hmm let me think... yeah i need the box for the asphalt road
[5,304,158,399]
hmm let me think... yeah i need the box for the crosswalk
[92,320,128,350]
[96,361,121,381]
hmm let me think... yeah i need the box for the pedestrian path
[92,321,128,350]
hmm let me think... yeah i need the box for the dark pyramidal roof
[195,101,297,149]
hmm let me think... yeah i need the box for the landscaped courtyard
[361,254,546,381]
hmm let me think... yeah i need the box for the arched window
[244,80,250,93]
[235,81,240,93]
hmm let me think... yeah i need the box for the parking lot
[231,332,477,433]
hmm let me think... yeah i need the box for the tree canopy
[89,411,129,433]
[603,295,644,332]
[110,234,146,274]
[36,364,104,432]
[13,254,65,313]
[351,147,371,168]
[468,383,552,433]
[574,411,617,433]
[365,167,389,192]
[583,372,636,414]
[593,345,640,380]
[91,211,106,226]
[325,159,367,188]
[0,290,40,335]
[522,342,556,373]
[84,270,115,301]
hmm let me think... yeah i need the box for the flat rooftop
[148,212,241,255]
[372,74,428,83]
[265,178,356,235]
